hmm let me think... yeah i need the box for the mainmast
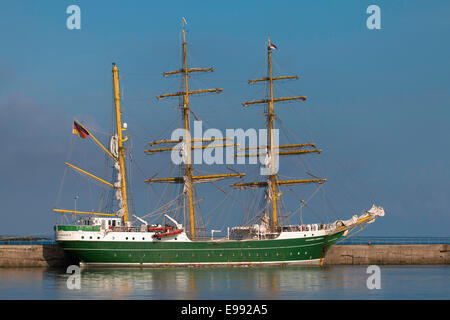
[112,63,129,223]
[145,21,244,240]
[231,37,326,230]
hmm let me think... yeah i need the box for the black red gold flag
[72,121,89,139]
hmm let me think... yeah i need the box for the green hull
[58,231,345,267]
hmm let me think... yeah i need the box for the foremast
[112,63,130,224]
[231,37,326,231]
[53,63,130,222]
[145,22,244,240]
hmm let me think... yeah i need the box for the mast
[112,63,129,223]
[181,26,195,240]
[267,37,277,227]
[232,37,326,231]
[145,21,244,240]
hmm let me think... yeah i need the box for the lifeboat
[152,228,183,239]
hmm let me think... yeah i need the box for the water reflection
[1,266,448,299]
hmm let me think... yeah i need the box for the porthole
[126,237,128,240]
[142,237,145,240]
[132,237,135,240]
[297,252,300,255]
[97,237,100,240]
[81,236,84,239]
[89,236,92,239]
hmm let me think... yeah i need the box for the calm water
[0,266,448,300]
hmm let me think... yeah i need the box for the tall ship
[54,22,385,267]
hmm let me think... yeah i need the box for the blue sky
[0,1,449,237]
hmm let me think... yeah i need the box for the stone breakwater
[0,244,448,267]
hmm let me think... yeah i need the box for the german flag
[72,121,89,139]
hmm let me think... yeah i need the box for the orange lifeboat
[152,228,183,239]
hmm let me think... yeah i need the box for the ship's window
[108,220,111,226]
[112,220,116,227]
[132,237,135,240]
[81,236,84,239]
[126,237,128,240]
[290,252,292,256]
[89,236,92,239]
[142,237,145,240]
[97,237,100,240]
[276,252,279,256]
[220,253,222,257]
[298,252,300,255]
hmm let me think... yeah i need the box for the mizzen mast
[231,37,325,230]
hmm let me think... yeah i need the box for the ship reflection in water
[0,266,448,299]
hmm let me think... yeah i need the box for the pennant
[269,43,278,50]
[72,121,89,139]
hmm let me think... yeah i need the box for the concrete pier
[0,245,75,267]
[0,244,448,267]
[323,244,449,265]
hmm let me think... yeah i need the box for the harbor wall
[323,244,449,265]
[0,245,75,267]
[0,244,448,267]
